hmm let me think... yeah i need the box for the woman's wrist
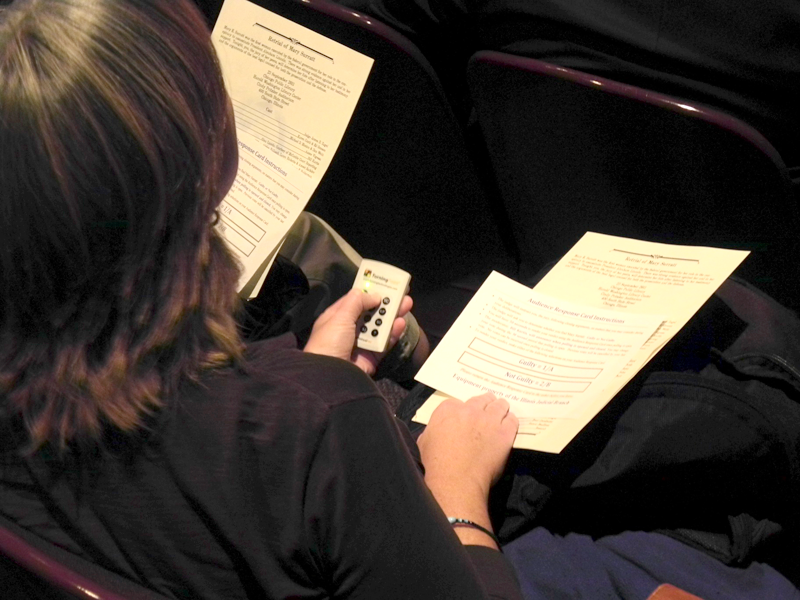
[448,518,500,549]
[424,472,491,510]
[425,476,497,548]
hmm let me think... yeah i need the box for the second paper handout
[414,232,749,453]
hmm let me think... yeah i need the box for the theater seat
[467,50,798,310]
[0,513,168,600]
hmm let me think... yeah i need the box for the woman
[0,1,520,598]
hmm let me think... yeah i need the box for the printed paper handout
[211,0,373,294]
[415,272,664,419]
[414,233,749,453]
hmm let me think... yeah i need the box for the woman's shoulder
[240,333,383,411]
[174,333,387,447]
[163,333,390,470]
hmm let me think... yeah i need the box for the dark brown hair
[0,0,243,450]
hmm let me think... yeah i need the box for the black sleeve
[303,396,522,600]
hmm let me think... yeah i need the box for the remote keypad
[352,260,411,353]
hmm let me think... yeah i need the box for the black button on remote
[360,325,367,333]
[379,308,386,315]
[382,297,390,305]
[375,318,383,326]
[371,329,379,337]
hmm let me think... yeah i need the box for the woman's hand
[417,393,518,548]
[304,289,412,375]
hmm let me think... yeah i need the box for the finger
[314,293,347,323]
[316,288,363,319]
[389,316,407,342]
[428,397,463,420]
[351,351,378,376]
[465,392,496,409]
[504,410,519,430]
[396,295,413,318]
[500,411,520,442]
[484,396,510,415]
[339,288,381,320]
[355,288,382,309]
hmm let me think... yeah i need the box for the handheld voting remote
[352,259,411,353]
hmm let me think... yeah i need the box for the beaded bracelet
[447,517,502,550]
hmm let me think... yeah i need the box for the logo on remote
[363,269,389,283]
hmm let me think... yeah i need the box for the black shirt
[1,334,521,599]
